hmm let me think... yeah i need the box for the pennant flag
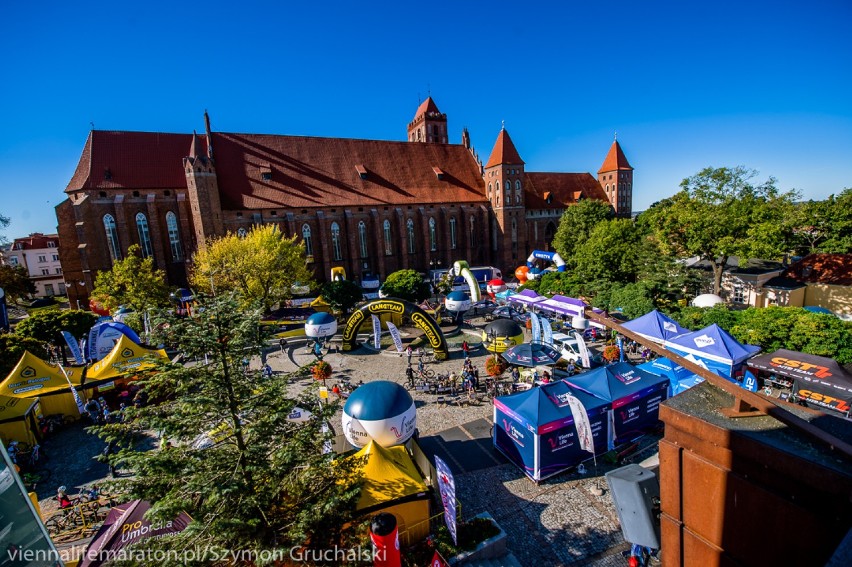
[529,312,541,344]
[742,370,759,392]
[616,336,625,362]
[58,364,86,415]
[435,455,458,545]
[371,315,381,349]
[62,331,85,365]
[386,322,404,352]
[540,315,553,346]
[565,394,595,455]
[573,331,591,368]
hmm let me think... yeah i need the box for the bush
[311,360,332,381]
[602,345,620,363]
[485,356,508,377]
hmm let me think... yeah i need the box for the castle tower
[597,136,634,218]
[407,97,448,143]
[484,126,527,271]
[184,112,224,249]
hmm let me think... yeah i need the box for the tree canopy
[551,199,615,264]
[90,244,170,314]
[0,333,48,377]
[320,279,363,315]
[14,309,98,346]
[191,225,315,312]
[98,294,364,556]
[379,269,431,303]
[784,188,852,256]
[641,166,799,295]
[0,264,35,303]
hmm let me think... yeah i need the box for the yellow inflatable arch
[342,299,449,360]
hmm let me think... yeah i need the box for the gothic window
[407,219,416,254]
[505,181,511,204]
[135,213,153,258]
[103,214,121,262]
[488,182,492,197]
[511,218,517,242]
[428,217,437,252]
[302,224,313,258]
[449,217,457,250]
[358,221,368,258]
[383,220,393,255]
[331,222,342,261]
[469,216,477,248]
[166,211,183,261]
[515,180,522,204]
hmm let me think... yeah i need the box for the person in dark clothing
[103,440,118,477]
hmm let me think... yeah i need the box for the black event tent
[747,349,852,415]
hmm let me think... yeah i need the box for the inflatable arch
[331,267,347,281]
[525,250,566,280]
[342,299,449,360]
[450,260,482,303]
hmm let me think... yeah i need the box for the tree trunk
[712,256,728,296]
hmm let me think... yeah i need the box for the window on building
[47,241,56,248]
[511,218,517,242]
[331,222,342,261]
[407,219,416,254]
[9,257,17,266]
[55,267,62,274]
[44,283,54,296]
[38,255,46,262]
[52,254,59,262]
[166,211,183,261]
[488,182,492,197]
[515,180,522,204]
[470,217,477,249]
[41,268,49,275]
[449,217,457,249]
[103,214,121,262]
[358,221,368,258]
[732,286,746,304]
[302,224,313,258]
[383,220,393,256]
[135,213,154,258]
[428,218,437,252]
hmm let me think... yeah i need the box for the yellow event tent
[86,334,168,384]
[0,352,86,418]
[0,394,40,446]
[350,441,431,544]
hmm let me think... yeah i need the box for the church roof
[524,172,607,208]
[598,140,633,173]
[485,128,524,168]
[413,96,441,119]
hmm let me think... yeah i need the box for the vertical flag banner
[565,394,595,455]
[371,315,381,349]
[62,331,85,365]
[540,315,553,346]
[529,312,541,344]
[616,336,624,362]
[435,455,458,545]
[57,364,86,415]
[386,322,404,352]
[574,332,592,368]
[742,370,758,392]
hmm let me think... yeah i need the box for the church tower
[184,111,224,249]
[597,136,634,218]
[484,126,528,271]
[407,97,448,143]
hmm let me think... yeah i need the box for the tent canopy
[350,441,428,510]
[0,394,37,423]
[86,334,168,382]
[507,289,545,306]
[498,380,610,432]
[0,352,85,397]
[636,357,693,382]
[622,310,689,344]
[747,349,852,412]
[664,324,759,365]
[566,362,670,405]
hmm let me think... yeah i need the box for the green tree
[320,279,363,315]
[552,199,614,265]
[633,235,703,310]
[571,218,642,283]
[0,333,48,377]
[379,269,431,303]
[0,265,35,303]
[98,294,363,557]
[0,212,9,245]
[90,244,170,314]
[534,271,575,297]
[14,309,98,352]
[643,166,798,295]
[191,225,315,311]
[607,283,656,320]
[785,189,852,255]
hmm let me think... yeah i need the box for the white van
[550,332,583,364]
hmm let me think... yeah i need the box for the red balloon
[89,299,110,316]
[514,266,529,283]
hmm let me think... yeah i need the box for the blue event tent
[493,380,610,482]
[621,310,689,344]
[637,357,706,396]
[664,324,760,378]
[566,362,669,445]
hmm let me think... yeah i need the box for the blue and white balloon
[444,290,471,314]
[342,381,417,448]
[305,312,337,339]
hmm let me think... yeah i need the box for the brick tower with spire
[407,97,448,143]
[597,136,634,218]
[184,111,224,249]
[484,126,528,270]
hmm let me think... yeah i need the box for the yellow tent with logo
[349,441,431,545]
[85,334,168,383]
[0,394,40,446]
[0,352,86,418]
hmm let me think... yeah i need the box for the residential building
[2,233,65,297]
[761,253,852,317]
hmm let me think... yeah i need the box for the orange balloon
[514,266,529,283]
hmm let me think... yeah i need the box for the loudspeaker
[605,463,660,549]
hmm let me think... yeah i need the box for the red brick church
[56,98,633,307]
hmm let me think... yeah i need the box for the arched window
[505,181,511,205]
[407,219,416,254]
[331,222,342,261]
[488,182,492,197]
[237,228,247,238]
[515,180,522,204]
[103,214,121,262]
[469,217,477,248]
[135,213,153,258]
[358,221,368,258]
[302,224,313,257]
[511,218,517,242]
[449,217,457,250]
[166,211,183,261]
[428,218,437,252]
[383,220,393,255]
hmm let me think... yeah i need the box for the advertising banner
[611,382,668,444]
[435,455,458,545]
[574,331,591,368]
[493,406,536,479]
[530,311,541,344]
[372,315,381,349]
[565,394,594,454]
[62,331,86,365]
[386,321,404,352]
[540,315,553,346]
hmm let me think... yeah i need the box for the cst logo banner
[797,389,851,413]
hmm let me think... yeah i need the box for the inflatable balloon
[450,260,481,303]
[444,290,471,314]
[89,299,110,317]
[342,381,417,448]
[305,312,338,339]
[486,278,507,299]
[514,266,529,283]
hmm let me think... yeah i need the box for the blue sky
[1,0,850,237]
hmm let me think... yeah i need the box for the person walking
[462,340,470,359]
[406,346,413,367]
